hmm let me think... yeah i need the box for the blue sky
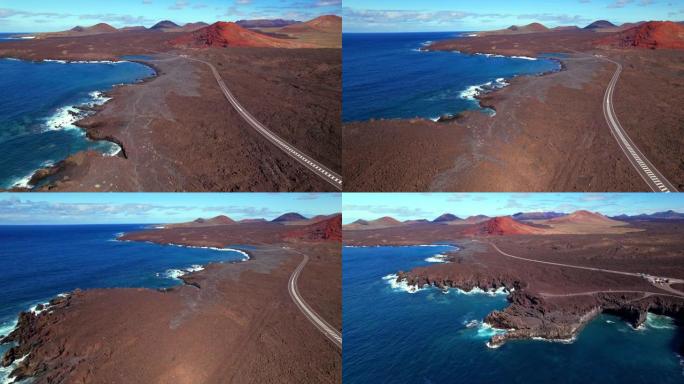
[0,0,341,32]
[0,193,340,224]
[342,193,684,223]
[343,0,684,32]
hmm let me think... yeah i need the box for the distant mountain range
[345,210,684,230]
[611,210,684,221]
[511,211,566,221]
[236,19,301,29]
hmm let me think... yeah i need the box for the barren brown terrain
[344,215,684,348]
[344,27,684,191]
[0,21,341,192]
[1,216,342,383]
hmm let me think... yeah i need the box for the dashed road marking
[600,57,676,192]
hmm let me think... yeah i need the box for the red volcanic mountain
[71,23,118,34]
[281,15,341,33]
[465,216,547,236]
[596,21,684,49]
[478,22,549,36]
[284,214,341,241]
[508,22,549,33]
[197,215,236,225]
[165,215,236,228]
[547,210,623,225]
[171,21,313,48]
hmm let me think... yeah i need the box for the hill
[343,216,403,230]
[281,15,341,34]
[236,19,300,29]
[546,210,622,226]
[181,22,209,32]
[170,22,313,48]
[584,20,617,30]
[120,26,147,32]
[465,216,547,236]
[432,213,462,223]
[512,211,566,221]
[612,210,684,221]
[462,215,490,224]
[272,212,307,223]
[283,214,341,241]
[477,22,549,36]
[150,20,181,31]
[72,23,117,34]
[39,23,118,38]
[164,215,236,228]
[595,21,684,49]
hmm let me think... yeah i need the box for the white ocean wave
[0,319,18,339]
[531,335,577,344]
[460,78,509,101]
[477,322,507,338]
[453,286,509,296]
[9,160,55,189]
[159,264,205,280]
[42,59,124,65]
[166,243,250,260]
[382,274,425,294]
[510,55,538,61]
[474,52,537,61]
[645,313,675,330]
[425,253,449,263]
[344,244,455,249]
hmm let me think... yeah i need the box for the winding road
[288,252,342,349]
[599,56,677,192]
[146,51,343,190]
[482,240,684,298]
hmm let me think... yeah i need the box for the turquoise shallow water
[0,54,155,188]
[343,245,684,384]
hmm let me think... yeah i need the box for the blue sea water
[0,50,155,189]
[0,224,248,380]
[343,245,684,384]
[342,32,561,122]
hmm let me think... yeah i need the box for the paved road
[599,56,677,192]
[482,240,684,297]
[146,51,343,190]
[288,252,342,349]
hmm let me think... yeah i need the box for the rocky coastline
[392,270,684,348]
[1,56,159,191]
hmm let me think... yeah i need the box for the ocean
[0,47,155,189]
[343,245,684,384]
[342,32,561,122]
[0,224,249,382]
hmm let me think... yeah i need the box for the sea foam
[425,253,449,263]
[382,274,425,294]
[646,313,675,330]
[460,78,508,101]
[160,264,205,280]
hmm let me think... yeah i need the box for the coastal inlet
[342,245,684,384]
[0,57,155,189]
[0,223,249,383]
[342,32,560,122]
